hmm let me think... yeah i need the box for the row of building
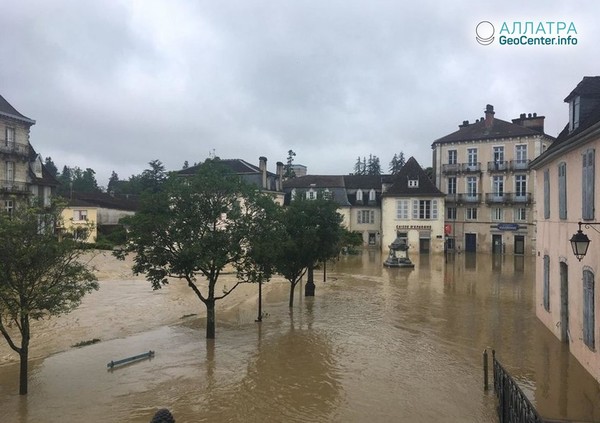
[2,76,600,383]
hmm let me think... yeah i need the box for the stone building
[431,104,554,254]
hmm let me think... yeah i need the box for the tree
[273,196,344,306]
[116,160,279,339]
[107,171,120,193]
[353,156,365,175]
[284,149,296,179]
[140,159,167,193]
[0,203,98,395]
[44,157,58,178]
[366,154,381,175]
[182,160,189,169]
[389,152,406,175]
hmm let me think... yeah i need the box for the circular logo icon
[476,21,495,45]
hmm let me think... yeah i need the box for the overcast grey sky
[1,0,598,187]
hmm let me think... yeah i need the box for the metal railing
[485,192,533,204]
[511,159,531,171]
[488,161,510,172]
[461,162,482,173]
[0,180,29,193]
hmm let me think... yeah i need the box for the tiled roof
[0,94,35,124]
[432,118,543,145]
[383,157,443,197]
[564,76,600,102]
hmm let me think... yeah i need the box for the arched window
[369,189,376,202]
[356,189,363,203]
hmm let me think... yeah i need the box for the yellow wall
[61,206,98,243]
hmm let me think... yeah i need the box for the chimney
[484,104,495,128]
[511,112,545,133]
[259,156,267,189]
[276,161,284,191]
[459,120,470,128]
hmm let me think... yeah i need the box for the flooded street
[1,252,600,422]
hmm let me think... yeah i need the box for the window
[543,169,550,219]
[4,200,13,217]
[447,177,456,195]
[408,179,419,188]
[466,207,478,220]
[558,162,567,219]
[583,269,595,349]
[396,199,409,220]
[322,189,332,200]
[291,188,296,200]
[413,199,438,219]
[447,207,457,220]
[515,175,527,198]
[5,161,15,182]
[582,149,595,220]
[516,145,528,164]
[466,176,477,198]
[5,127,15,145]
[492,176,504,196]
[306,189,316,200]
[467,148,478,166]
[356,189,363,203]
[73,209,88,221]
[448,150,457,165]
[543,255,550,312]
[358,210,375,224]
[570,96,581,132]
[369,189,376,202]
[492,207,503,221]
[493,146,504,164]
[515,207,526,222]
[43,186,51,207]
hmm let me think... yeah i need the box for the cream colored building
[530,76,600,383]
[381,157,445,254]
[432,105,554,255]
[61,203,98,243]
[0,94,58,212]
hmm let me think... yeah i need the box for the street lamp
[570,222,600,261]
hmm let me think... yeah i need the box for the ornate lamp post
[570,222,600,261]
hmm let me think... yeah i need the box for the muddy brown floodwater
[1,251,600,422]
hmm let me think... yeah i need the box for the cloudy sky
[1,0,598,187]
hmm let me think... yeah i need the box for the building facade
[0,94,58,213]
[381,157,446,253]
[530,76,600,383]
[432,104,554,255]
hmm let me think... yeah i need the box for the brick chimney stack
[484,104,495,128]
[511,112,545,133]
[259,156,267,189]
[276,161,284,191]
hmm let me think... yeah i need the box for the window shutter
[558,163,567,220]
[370,210,374,224]
[544,170,550,219]
[583,270,595,349]
[432,200,438,219]
[543,255,550,311]
[413,200,418,219]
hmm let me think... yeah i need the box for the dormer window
[306,189,316,200]
[369,189,376,202]
[408,179,419,188]
[291,188,296,200]
[356,189,363,203]
[569,95,580,132]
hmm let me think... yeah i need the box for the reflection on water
[1,252,600,422]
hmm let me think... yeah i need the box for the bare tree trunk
[289,281,296,308]
[256,280,263,322]
[19,315,29,395]
[206,299,216,339]
[305,264,315,296]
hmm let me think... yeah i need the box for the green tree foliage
[353,156,365,175]
[389,152,406,175]
[44,157,58,177]
[0,203,98,395]
[366,154,381,175]
[273,196,344,306]
[107,171,120,193]
[116,160,279,339]
[284,149,296,179]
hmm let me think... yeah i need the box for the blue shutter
[543,255,550,312]
[558,163,567,220]
[583,150,595,220]
[544,170,550,219]
[583,270,595,349]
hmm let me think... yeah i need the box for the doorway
[465,233,477,252]
[514,235,525,255]
[492,234,503,254]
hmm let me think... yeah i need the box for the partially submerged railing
[107,350,155,369]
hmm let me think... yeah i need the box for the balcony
[510,159,531,171]
[0,180,29,194]
[0,141,30,157]
[457,193,481,204]
[460,162,482,173]
[442,163,461,174]
[487,161,509,172]
[484,192,532,205]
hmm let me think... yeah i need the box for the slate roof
[178,159,276,177]
[343,174,385,189]
[283,175,346,189]
[432,117,544,145]
[383,157,443,197]
[564,76,600,102]
[0,94,35,124]
[65,192,139,211]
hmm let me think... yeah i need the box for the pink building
[531,76,600,382]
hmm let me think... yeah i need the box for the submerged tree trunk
[305,265,315,297]
[289,281,296,308]
[19,314,30,395]
[256,280,263,322]
[206,299,216,339]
